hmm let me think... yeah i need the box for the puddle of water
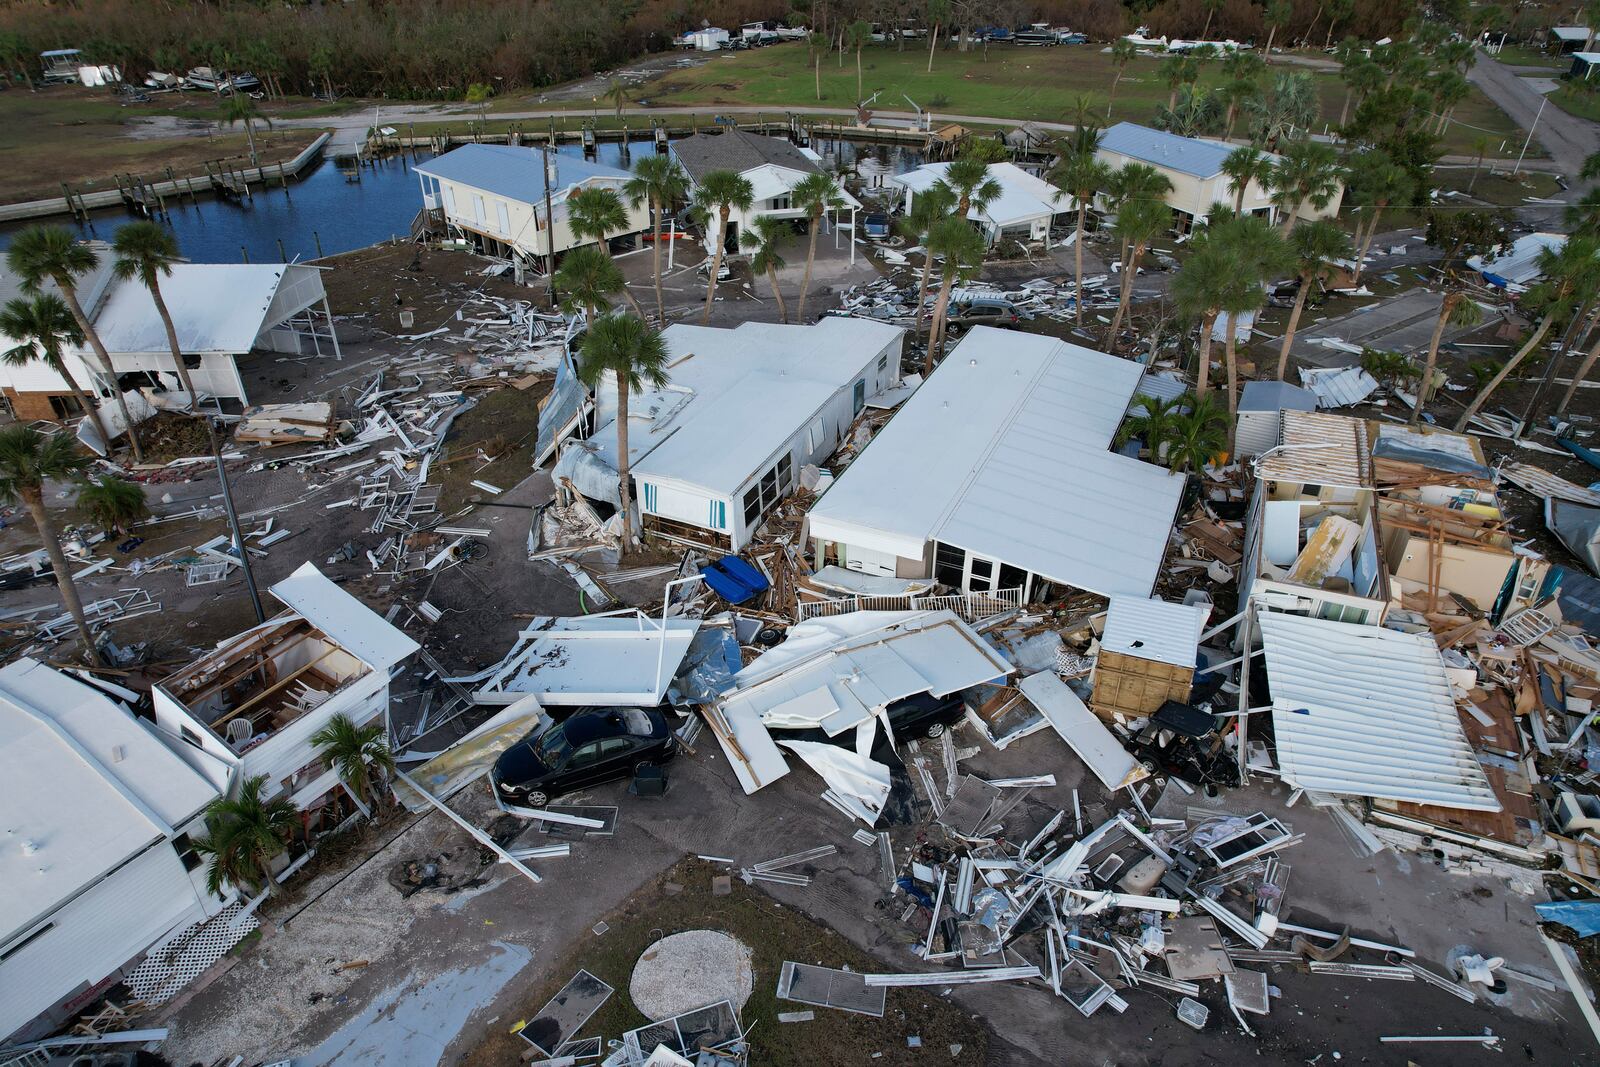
[295,940,532,1066]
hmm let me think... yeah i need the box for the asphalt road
[1467,51,1598,185]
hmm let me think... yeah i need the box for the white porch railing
[796,587,1024,623]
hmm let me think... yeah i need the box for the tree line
[0,0,1415,103]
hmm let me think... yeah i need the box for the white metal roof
[415,144,631,205]
[1258,612,1500,812]
[807,328,1185,598]
[726,609,1012,733]
[1098,122,1263,179]
[1466,231,1566,286]
[470,613,701,706]
[1100,596,1210,669]
[891,162,1070,227]
[269,562,420,671]
[1553,26,1593,40]
[91,263,325,356]
[0,659,221,944]
[593,317,904,497]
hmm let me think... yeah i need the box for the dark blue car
[491,707,678,807]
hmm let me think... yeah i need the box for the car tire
[524,790,549,808]
[925,722,946,739]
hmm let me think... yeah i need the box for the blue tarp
[1535,900,1600,937]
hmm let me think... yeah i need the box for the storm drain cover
[629,930,754,1020]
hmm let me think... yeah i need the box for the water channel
[0,135,924,264]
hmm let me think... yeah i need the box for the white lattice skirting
[122,901,260,1004]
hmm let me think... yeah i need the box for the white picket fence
[796,587,1023,623]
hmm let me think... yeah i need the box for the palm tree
[566,186,644,317]
[1163,395,1229,475]
[111,221,201,408]
[1200,0,1225,40]
[1345,152,1410,284]
[1108,39,1138,118]
[7,227,144,462]
[195,774,297,896]
[923,217,987,374]
[0,426,95,655]
[792,171,844,322]
[1248,71,1317,150]
[221,94,270,167]
[77,475,149,536]
[1157,87,1223,139]
[1456,238,1600,431]
[937,157,1002,217]
[1263,0,1292,54]
[690,170,754,325]
[1116,393,1183,460]
[847,19,872,102]
[1558,330,1600,417]
[926,0,951,73]
[310,712,397,813]
[1104,162,1175,342]
[1467,135,1493,193]
[1214,215,1293,421]
[553,246,625,328]
[624,156,689,324]
[741,216,791,323]
[1275,220,1352,380]
[1221,146,1272,213]
[605,78,631,119]
[1171,240,1237,402]
[1047,126,1112,326]
[898,183,957,343]
[0,295,109,447]
[577,314,670,545]
[1413,288,1482,424]
[1269,140,1342,235]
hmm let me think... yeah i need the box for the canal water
[0,135,923,265]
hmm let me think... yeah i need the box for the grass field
[1492,44,1570,69]
[1548,83,1600,122]
[0,86,336,204]
[615,42,1525,157]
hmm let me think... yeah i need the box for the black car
[785,690,966,747]
[491,706,678,807]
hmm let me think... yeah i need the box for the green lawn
[1548,83,1600,122]
[1492,44,1569,69]
[589,42,1526,157]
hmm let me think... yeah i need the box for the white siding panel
[0,844,205,1040]
[240,675,388,799]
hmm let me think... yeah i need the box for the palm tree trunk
[244,118,258,166]
[1195,312,1219,399]
[21,485,98,659]
[1074,204,1087,325]
[57,283,142,462]
[53,362,102,443]
[702,209,728,325]
[1280,198,1301,235]
[767,264,788,322]
[856,49,862,102]
[1454,313,1555,431]
[1233,182,1246,212]
[1276,278,1311,381]
[1469,154,1484,192]
[928,24,939,73]
[1558,331,1600,415]
[1264,26,1277,55]
[1108,244,1143,341]
[1412,297,1455,424]
[798,211,821,322]
[1225,104,1238,140]
[615,381,637,546]
[1353,204,1384,283]
[927,275,955,376]
[1339,88,1353,128]
[915,254,934,342]
[1108,72,1122,118]
[1223,314,1241,421]
[651,195,665,324]
[150,283,200,407]
[1202,8,1215,39]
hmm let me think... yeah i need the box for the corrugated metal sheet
[1100,596,1210,669]
[1299,366,1379,409]
[1498,461,1600,507]
[1239,381,1317,414]
[1256,410,1372,489]
[1258,612,1500,812]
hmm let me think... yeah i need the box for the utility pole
[542,143,558,306]
[1513,98,1545,176]
[202,414,265,623]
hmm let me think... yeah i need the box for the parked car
[490,706,679,807]
[861,212,893,240]
[948,298,1023,327]
[697,257,734,281]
